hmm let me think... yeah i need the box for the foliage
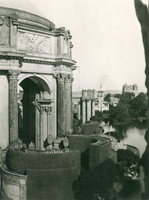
[73,159,125,200]
[120,92,135,105]
[104,93,111,102]
[117,149,140,167]
[109,92,148,124]
[129,92,148,117]
[114,94,122,99]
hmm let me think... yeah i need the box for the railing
[23,148,79,154]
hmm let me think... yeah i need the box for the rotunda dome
[0,0,43,17]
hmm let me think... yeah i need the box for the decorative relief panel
[2,172,19,184]
[0,16,9,46]
[17,32,51,54]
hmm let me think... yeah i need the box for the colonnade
[7,63,74,148]
[81,90,96,124]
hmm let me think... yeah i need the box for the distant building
[122,84,138,97]
[72,89,110,122]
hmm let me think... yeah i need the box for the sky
[28,0,148,93]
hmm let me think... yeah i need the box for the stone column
[92,100,95,117]
[56,73,65,137]
[87,100,91,121]
[64,74,72,134]
[40,106,45,150]
[33,101,40,150]
[70,76,74,132]
[82,100,86,123]
[78,102,81,120]
[8,69,20,145]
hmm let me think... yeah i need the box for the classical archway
[18,76,53,150]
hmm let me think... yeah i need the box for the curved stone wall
[1,164,27,200]
[5,148,80,200]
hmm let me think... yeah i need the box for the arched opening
[18,76,52,149]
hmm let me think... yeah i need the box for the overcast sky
[29,0,148,93]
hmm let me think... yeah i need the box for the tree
[120,92,135,105]
[130,92,148,117]
[114,94,122,99]
[104,93,111,102]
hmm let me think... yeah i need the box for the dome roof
[0,0,43,17]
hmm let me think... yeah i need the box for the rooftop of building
[0,0,43,17]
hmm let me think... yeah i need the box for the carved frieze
[2,172,19,184]
[17,32,51,54]
[0,59,19,66]
[0,16,9,46]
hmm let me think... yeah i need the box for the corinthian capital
[56,73,66,81]
[8,69,20,80]
[64,74,72,82]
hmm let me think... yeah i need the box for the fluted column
[64,74,72,134]
[56,73,65,137]
[8,69,20,145]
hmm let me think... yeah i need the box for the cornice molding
[23,57,76,67]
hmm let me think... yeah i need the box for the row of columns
[56,73,73,137]
[82,99,95,123]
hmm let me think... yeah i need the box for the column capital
[8,69,21,80]
[64,74,73,82]
[33,101,53,115]
[56,73,66,81]
[45,106,53,115]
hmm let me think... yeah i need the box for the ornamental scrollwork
[63,30,70,41]
[17,32,51,53]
